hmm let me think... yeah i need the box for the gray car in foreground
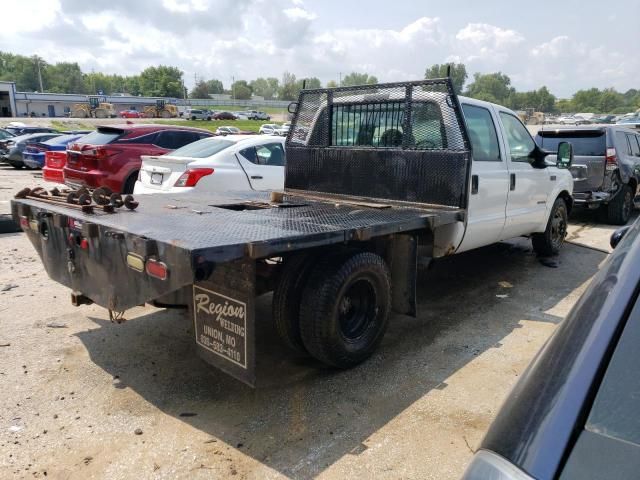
[463,218,640,480]
[536,126,640,225]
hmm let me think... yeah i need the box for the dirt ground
[0,165,629,479]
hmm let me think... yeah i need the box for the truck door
[498,111,551,239]
[456,103,509,253]
[236,142,286,190]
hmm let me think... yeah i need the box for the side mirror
[610,226,631,249]
[556,141,573,169]
[287,102,298,114]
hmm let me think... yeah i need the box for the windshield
[536,130,606,156]
[167,138,234,158]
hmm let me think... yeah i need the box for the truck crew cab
[12,78,574,386]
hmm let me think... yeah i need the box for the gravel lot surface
[0,165,631,479]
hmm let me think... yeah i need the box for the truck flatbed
[14,190,462,261]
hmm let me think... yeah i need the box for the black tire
[532,197,568,256]
[299,252,391,368]
[10,162,24,169]
[271,253,318,354]
[122,173,137,194]
[607,184,633,225]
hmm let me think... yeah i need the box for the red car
[42,151,67,184]
[63,124,212,193]
[119,110,144,119]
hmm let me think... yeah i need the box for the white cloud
[0,1,636,98]
[283,6,316,21]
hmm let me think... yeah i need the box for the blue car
[22,133,88,169]
[462,220,640,480]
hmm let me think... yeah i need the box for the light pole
[231,75,235,101]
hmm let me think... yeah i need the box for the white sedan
[259,123,280,135]
[134,135,286,194]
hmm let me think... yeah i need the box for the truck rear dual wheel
[532,197,567,256]
[298,252,391,368]
[272,253,319,354]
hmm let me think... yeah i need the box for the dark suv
[64,124,212,193]
[535,126,640,224]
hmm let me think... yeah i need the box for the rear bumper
[133,180,192,195]
[573,191,612,208]
[42,167,64,184]
[23,154,45,169]
[63,167,108,189]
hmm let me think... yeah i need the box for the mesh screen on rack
[287,79,468,151]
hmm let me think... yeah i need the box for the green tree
[250,77,277,99]
[190,80,210,99]
[138,65,184,97]
[341,72,378,87]
[598,89,623,113]
[205,79,224,94]
[231,80,252,100]
[278,71,300,100]
[571,88,601,112]
[424,63,467,94]
[464,72,514,104]
[297,77,321,90]
[326,80,338,88]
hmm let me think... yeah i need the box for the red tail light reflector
[146,259,168,280]
[606,148,618,171]
[174,168,214,187]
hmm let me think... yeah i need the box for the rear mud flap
[192,260,256,387]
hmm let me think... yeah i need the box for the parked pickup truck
[11,79,574,386]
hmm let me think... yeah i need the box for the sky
[1,0,638,98]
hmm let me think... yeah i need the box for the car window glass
[255,143,285,166]
[169,138,233,158]
[535,131,606,156]
[499,112,535,162]
[615,131,631,154]
[155,131,188,149]
[586,297,640,446]
[332,101,405,147]
[80,130,122,145]
[627,134,640,157]
[239,146,257,163]
[121,132,157,145]
[411,102,445,149]
[462,104,501,161]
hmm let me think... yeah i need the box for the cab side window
[626,134,640,157]
[461,104,501,161]
[499,112,536,162]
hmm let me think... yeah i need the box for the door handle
[510,173,516,191]
[471,175,479,194]
[251,175,263,180]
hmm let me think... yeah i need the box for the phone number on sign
[199,334,242,363]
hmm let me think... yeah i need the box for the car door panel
[498,111,551,238]
[457,103,509,253]
[236,142,285,190]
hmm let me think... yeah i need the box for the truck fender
[538,188,573,232]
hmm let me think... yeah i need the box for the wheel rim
[338,278,376,340]
[551,206,567,248]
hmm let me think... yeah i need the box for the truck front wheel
[532,197,567,256]
[299,252,391,368]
